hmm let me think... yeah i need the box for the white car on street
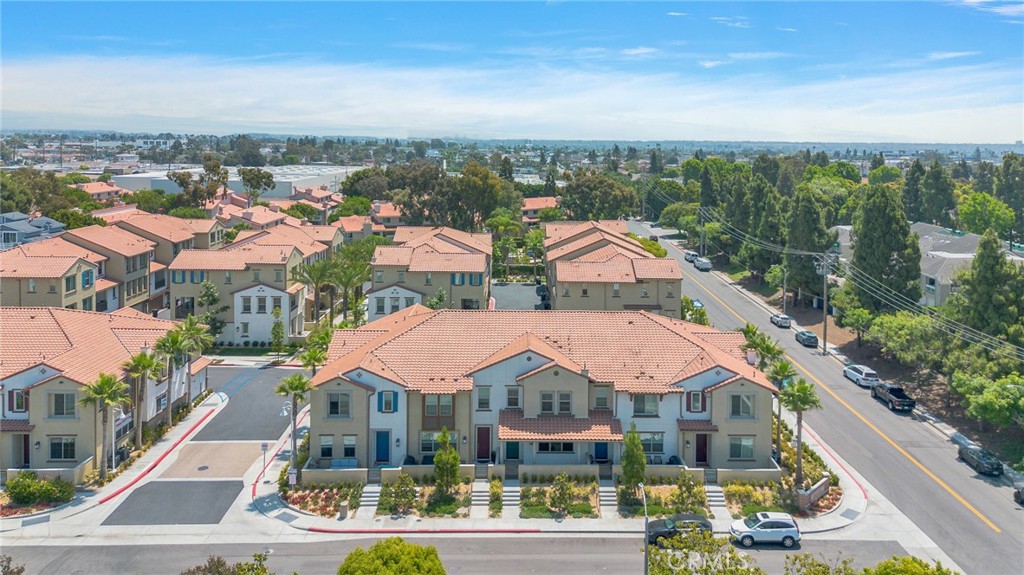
[843,364,880,387]
[769,313,791,328]
[730,512,801,548]
[693,257,713,271]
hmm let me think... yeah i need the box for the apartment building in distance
[74,181,129,203]
[333,215,387,242]
[0,236,121,312]
[61,225,156,313]
[366,226,492,321]
[0,212,66,250]
[0,307,211,483]
[304,307,780,484]
[168,244,306,344]
[544,221,683,318]
[521,196,559,226]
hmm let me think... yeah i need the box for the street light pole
[111,406,124,474]
[639,482,649,575]
[782,266,788,316]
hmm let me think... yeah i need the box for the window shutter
[24,392,29,412]
[6,390,12,410]
[685,392,693,413]
[700,392,706,412]
[377,391,383,413]
[391,391,399,413]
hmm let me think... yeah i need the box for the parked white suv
[693,257,713,271]
[683,250,700,262]
[730,511,801,548]
[843,364,880,388]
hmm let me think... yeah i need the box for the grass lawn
[723,261,750,282]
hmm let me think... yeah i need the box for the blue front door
[506,442,520,460]
[594,442,608,462]
[375,431,390,464]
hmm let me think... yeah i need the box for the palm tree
[293,259,336,325]
[739,323,782,371]
[779,378,823,488]
[121,351,161,450]
[79,373,130,480]
[176,316,213,403]
[299,347,326,376]
[155,330,187,429]
[767,360,799,465]
[333,245,371,321]
[276,373,313,470]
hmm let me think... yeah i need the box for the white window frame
[477,387,491,410]
[342,435,357,458]
[327,392,351,418]
[729,394,756,419]
[640,432,665,454]
[319,435,334,458]
[633,394,658,416]
[594,386,610,410]
[507,387,521,409]
[688,391,704,412]
[558,391,571,414]
[49,436,76,461]
[381,391,395,413]
[51,392,76,418]
[540,391,554,414]
[538,442,574,453]
[729,436,755,460]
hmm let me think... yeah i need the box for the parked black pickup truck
[871,382,916,411]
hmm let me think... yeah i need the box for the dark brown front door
[476,426,491,461]
[695,434,709,466]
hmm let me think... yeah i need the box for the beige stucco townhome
[303,306,779,485]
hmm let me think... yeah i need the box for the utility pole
[821,259,829,357]
[782,266,788,315]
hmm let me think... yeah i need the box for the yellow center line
[681,266,1002,534]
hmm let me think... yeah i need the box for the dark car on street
[871,382,916,411]
[646,514,713,546]
[1013,483,1023,505]
[958,445,1004,476]
[795,330,818,347]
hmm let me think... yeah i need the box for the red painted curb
[801,424,868,500]
[98,408,216,505]
[308,527,543,534]
[251,408,310,498]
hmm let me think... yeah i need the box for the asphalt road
[101,480,243,525]
[193,367,297,442]
[2,537,909,575]
[633,222,1024,575]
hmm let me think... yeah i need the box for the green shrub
[4,472,75,505]
[568,501,594,517]
[6,472,40,505]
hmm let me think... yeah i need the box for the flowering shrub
[283,482,363,518]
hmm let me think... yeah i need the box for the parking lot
[491,281,546,310]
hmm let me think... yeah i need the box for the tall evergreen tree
[785,186,836,298]
[955,229,1019,337]
[920,160,955,227]
[973,161,997,195]
[996,153,1024,243]
[722,172,750,254]
[869,153,886,171]
[739,176,783,278]
[751,153,780,187]
[903,159,926,222]
[851,184,922,312]
[699,164,718,209]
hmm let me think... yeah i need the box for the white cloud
[666,12,687,17]
[392,42,469,53]
[699,60,727,69]
[1,54,1020,143]
[927,51,981,60]
[622,47,659,56]
[711,16,753,29]
[727,51,790,61]
[954,0,1024,18]
[776,27,798,33]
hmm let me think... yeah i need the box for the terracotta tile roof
[372,201,402,219]
[89,205,149,223]
[170,245,298,270]
[225,225,328,259]
[116,214,196,243]
[180,218,219,234]
[393,226,491,254]
[149,260,167,272]
[64,225,156,257]
[468,333,584,375]
[0,307,183,385]
[544,220,629,244]
[0,420,35,432]
[290,224,341,243]
[522,196,559,212]
[313,308,774,394]
[75,181,128,196]
[12,236,107,266]
[372,245,487,273]
[215,204,288,226]
[677,420,719,432]
[95,277,119,292]
[498,409,623,441]
[554,256,637,283]
[546,229,648,260]
[189,355,214,375]
[633,258,683,280]
[334,215,373,233]
[0,249,81,278]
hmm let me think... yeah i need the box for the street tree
[768,360,798,464]
[862,556,956,575]
[79,373,130,480]
[293,259,336,324]
[739,175,783,279]
[275,373,312,471]
[956,228,1019,337]
[270,307,285,357]
[155,330,187,428]
[840,307,873,347]
[299,346,326,376]
[648,530,765,575]
[425,288,448,310]
[996,153,1024,243]
[779,378,822,488]
[336,537,447,575]
[196,280,229,340]
[851,184,921,312]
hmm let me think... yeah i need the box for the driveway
[192,367,298,442]
[101,480,243,525]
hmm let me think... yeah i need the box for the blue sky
[2,1,1022,143]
